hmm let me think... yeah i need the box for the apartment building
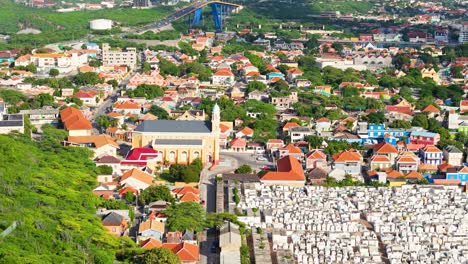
[102,43,137,69]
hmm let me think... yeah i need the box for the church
[132,104,221,165]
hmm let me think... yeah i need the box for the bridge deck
[140,0,241,32]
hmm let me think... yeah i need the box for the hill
[0,134,126,263]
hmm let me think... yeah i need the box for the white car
[256,156,268,161]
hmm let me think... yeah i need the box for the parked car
[256,156,268,161]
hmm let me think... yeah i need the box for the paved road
[220,151,275,172]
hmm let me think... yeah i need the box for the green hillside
[0,0,173,47]
[0,134,127,263]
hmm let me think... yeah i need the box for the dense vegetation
[0,0,173,48]
[0,134,130,263]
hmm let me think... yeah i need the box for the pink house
[306,149,327,170]
[409,131,440,146]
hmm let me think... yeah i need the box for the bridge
[141,1,242,32]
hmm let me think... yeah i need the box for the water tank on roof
[90,19,112,30]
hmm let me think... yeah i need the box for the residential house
[219,124,231,148]
[235,127,254,138]
[113,100,141,115]
[121,148,160,170]
[260,155,305,187]
[332,150,363,175]
[282,122,300,135]
[443,145,464,166]
[95,155,122,175]
[120,168,153,191]
[370,155,392,171]
[60,107,93,136]
[162,242,200,264]
[410,131,440,146]
[229,138,247,152]
[421,104,440,118]
[306,167,328,185]
[372,142,399,163]
[305,149,327,170]
[212,69,235,86]
[67,135,119,158]
[446,167,468,185]
[138,219,165,241]
[101,212,128,236]
[421,68,441,84]
[315,117,332,132]
[172,186,200,203]
[140,238,163,249]
[266,139,284,151]
[271,92,298,110]
[75,91,100,107]
[279,144,303,161]
[289,126,314,143]
[286,68,303,82]
[461,100,468,114]
[396,153,420,174]
[420,145,443,166]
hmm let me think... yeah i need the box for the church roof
[134,120,212,133]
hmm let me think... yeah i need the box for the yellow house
[421,68,441,84]
[132,104,221,165]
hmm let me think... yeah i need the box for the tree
[142,62,151,73]
[235,164,253,174]
[246,80,267,93]
[96,165,113,175]
[49,68,59,77]
[365,112,385,124]
[331,42,343,53]
[125,191,135,203]
[73,72,103,85]
[127,84,164,99]
[148,105,170,120]
[389,120,412,129]
[164,202,206,232]
[305,135,323,149]
[107,79,118,89]
[139,185,175,205]
[141,248,181,264]
[412,114,428,129]
[95,115,117,129]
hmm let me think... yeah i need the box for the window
[181,151,188,162]
[193,151,200,159]
[169,151,175,161]
[112,227,116,232]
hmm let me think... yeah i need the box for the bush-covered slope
[0,134,121,263]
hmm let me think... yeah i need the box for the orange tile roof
[162,243,199,262]
[397,155,418,163]
[459,167,468,173]
[307,150,327,160]
[433,179,461,185]
[114,100,141,109]
[121,169,153,186]
[213,69,233,77]
[172,186,200,196]
[140,238,163,249]
[386,169,404,178]
[371,155,391,162]
[421,104,440,113]
[267,139,283,144]
[283,122,300,130]
[261,155,305,181]
[422,145,441,153]
[405,171,423,179]
[138,219,165,234]
[180,192,200,202]
[418,163,437,171]
[373,142,398,153]
[220,124,230,133]
[68,135,119,148]
[107,112,123,118]
[332,150,362,162]
[230,138,247,147]
[60,107,92,130]
[316,117,330,122]
[281,144,302,154]
[238,127,254,135]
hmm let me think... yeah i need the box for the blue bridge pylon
[189,2,238,32]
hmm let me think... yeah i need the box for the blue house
[446,167,468,184]
[267,72,285,80]
[361,123,411,145]
[138,219,165,241]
